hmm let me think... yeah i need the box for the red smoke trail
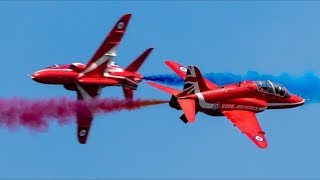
[0,97,167,131]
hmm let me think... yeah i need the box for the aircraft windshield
[46,64,60,68]
[254,80,290,97]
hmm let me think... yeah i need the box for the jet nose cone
[292,95,305,106]
[31,72,41,82]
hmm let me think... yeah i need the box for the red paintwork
[31,14,153,144]
[32,64,145,91]
[31,14,152,95]
[183,80,304,112]
[148,61,305,149]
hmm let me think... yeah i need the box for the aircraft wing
[222,110,268,149]
[165,60,220,89]
[82,14,131,76]
[76,84,101,144]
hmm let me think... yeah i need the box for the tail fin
[182,66,210,95]
[125,48,153,72]
[165,60,220,89]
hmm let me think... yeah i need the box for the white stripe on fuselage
[104,75,139,86]
[38,69,73,72]
[78,74,138,87]
[78,45,118,77]
[184,66,216,109]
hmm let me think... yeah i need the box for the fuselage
[31,63,143,90]
[169,80,305,116]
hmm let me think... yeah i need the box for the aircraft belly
[202,110,224,116]
[267,103,302,109]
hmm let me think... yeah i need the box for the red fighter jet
[147,61,305,148]
[31,14,153,144]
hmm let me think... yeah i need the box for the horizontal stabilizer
[177,98,196,123]
[147,81,181,95]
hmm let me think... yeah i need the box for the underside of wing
[76,103,94,144]
[122,86,134,100]
[164,60,220,89]
[76,84,101,144]
[222,110,268,149]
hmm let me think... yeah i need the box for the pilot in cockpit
[275,85,285,96]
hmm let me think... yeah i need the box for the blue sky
[0,1,320,179]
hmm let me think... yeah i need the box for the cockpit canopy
[46,64,60,68]
[254,80,290,98]
[46,63,85,70]
[109,61,119,67]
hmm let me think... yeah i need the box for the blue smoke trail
[144,71,320,103]
[144,74,184,86]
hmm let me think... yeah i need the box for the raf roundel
[212,102,220,110]
[254,135,264,142]
[179,66,187,72]
[79,130,87,137]
[117,22,125,29]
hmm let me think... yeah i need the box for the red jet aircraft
[31,14,153,144]
[147,61,305,148]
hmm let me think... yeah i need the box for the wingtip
[164,60,186,68]
[258,143,268,149]
[118,13,132,24]
[122,13,132,18]
[144,48,154,54]
[254,136,268,149]
[146,81,157,86]
[78,140,87,144]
